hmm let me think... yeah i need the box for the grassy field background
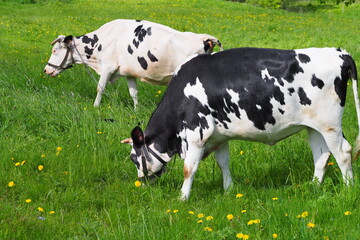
[1,0,360,239]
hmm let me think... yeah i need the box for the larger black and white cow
[122,47,360,200]
[43,19,222,107]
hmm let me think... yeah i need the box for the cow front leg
[180,145,204,201]
[214,142,232,191]
[94,70,115,107]
[126,77,138,109]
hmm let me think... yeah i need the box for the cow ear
[63,35,73,45]
[121,138,133,145]
[51,35,65,45]
[131,126,144,147]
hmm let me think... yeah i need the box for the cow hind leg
[317,128,353,185]
[307,128,331,183]
[126,77,138,109]
[214,142,232,191]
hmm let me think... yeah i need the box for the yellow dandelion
[272,197,278,201]
[49,211,55,214]
[327,162,334,166]
[97,131,103,135]
[8,181,15,187]
[243,235,250,240]
[197,219,203,223]
[37,207,45,212]
[25,199,32,203]
[203,226,213,232]
[38,165,44,171]
[21,160,26,165]
[166,209,171,213]
[157,90,162,94]
[188,211,195,215]
[134,181,141,187]
[41,154,46,158]
[206,216,214,220]
[241,210,247,213]
[227,214,234,221]
[236,193,244,198]
[253,219,261,224]
[240,151,244,155]
[301,211,309,218]
[56,147,62,152]
[272,233,278,238]
[197,213,204,218]
[236,233,244,239]
[307,222,316,228]
[173,209,179,213]
[344,211,352,216]
[15,162,20,166]
[247,220,254,225]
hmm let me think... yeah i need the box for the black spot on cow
[128,45,134,55]
[311,74,324,89]
[278,108,285,114]
[137,56,148,70]
[288,87,295,96]
[334,77,347,106]
[136,20,142,22]
[147,50,158,62]
[298,53,311,64]
[335,54,357,106]
[98,44,102,51]
[336,47,342,52]
[298,87,311,105]
[82,34,99,47]
[132,25,152,48]
[84,46,94,59]
[133,39,139,49]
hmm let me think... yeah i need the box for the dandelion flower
[8,181,15,187]
[197,213,204,218]
[327,162,334,166]
[56,147,62,152]
[236,193,243,198]
[247,220,254,225]
[344,211,352,216]
[307,222,315,228]
[272,233,278,238]
[206,216,214,220]
[204,226,213,232]
[188,211,195,215]
[166,209,171,213]
[25,199,32,203]
[49,211,55,214]
[21,160,26,165]
[37,207,45,212]
[236,233,244,239]
[41,154,46,158]
[253,219,261,224]
[241,210,247,213]
[301,211,309,218]
[173,209,179,213]
[157,90,162,94]
[240,151,244,155]
[15,162,20,167]
[197,220,203,223]
[227,214,234,221]
[38,165,44,171]
[243,235,250,240]
[134,181,141,187]
[272,197,278,201]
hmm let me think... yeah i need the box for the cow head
[122,126,168,181]
[44,35,74,77]
[203,37,223,53]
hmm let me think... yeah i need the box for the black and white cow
[122,47,360,200]
[43,19,222,107]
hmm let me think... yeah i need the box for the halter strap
[140,145,167,177]
[47,42,74,70]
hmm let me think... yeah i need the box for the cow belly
[214,119,305,145]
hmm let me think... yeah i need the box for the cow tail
[349,55,360,160]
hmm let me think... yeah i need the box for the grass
[1,0,360,239]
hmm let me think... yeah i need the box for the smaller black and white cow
[43,19,222,107]
[122,47,360,200]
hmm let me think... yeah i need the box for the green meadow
[1,0,360,239]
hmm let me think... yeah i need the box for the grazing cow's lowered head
[122,126,171,181]
[44,35,75,77]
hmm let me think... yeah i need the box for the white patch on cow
[261,68,270,81]
[184,77,209,106]
[226,89,240,103]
